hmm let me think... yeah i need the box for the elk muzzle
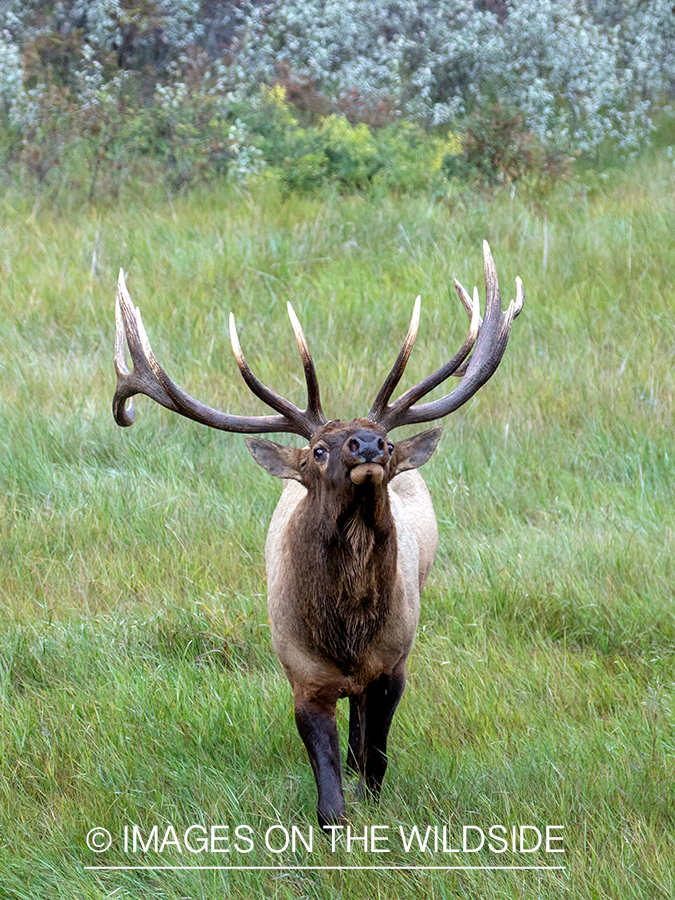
[350,463,385,485]
[343,428,390,485]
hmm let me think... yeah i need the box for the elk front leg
[360,671,405,799]
[294,697,346,829]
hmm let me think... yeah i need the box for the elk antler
[113,270,326,439]
[368,241,524,431]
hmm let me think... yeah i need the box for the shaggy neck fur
[287,479,398,672]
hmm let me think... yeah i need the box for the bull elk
[112,241,523,829]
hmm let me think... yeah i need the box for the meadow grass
[0,157,674,898]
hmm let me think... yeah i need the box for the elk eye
[387,442,394,454]
[313,446,327,461]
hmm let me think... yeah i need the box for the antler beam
[113,270,325,439]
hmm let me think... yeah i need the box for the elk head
[113,241,524,473]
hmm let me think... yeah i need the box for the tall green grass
[1,158,674,898]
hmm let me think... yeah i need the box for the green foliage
[245,83,300,166]
[9,79,134,200]
[3,26,664,203]
[0,76,455,199]
[3,75,267,199]
[129,83,237,190]
[280,114,378,192]
[443,104,573,191]
[2,0,673,179]
[371,123,462,194]
[246,89,459,195]
[277,115,462,195]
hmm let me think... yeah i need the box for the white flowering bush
[227,118,265,181]
[0,0,673,195]
[588,0,675,104]
[236,0,659,153]
[3,0,204,74]
[0,33,21,115]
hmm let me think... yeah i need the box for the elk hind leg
[360,671,405,799]
[295,696,346,829]
[346,693,366,775]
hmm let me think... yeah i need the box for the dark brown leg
[346,693,366,775]
[361,671,405,798]
[294,698,346,828]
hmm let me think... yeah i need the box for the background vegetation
[0,0,674,200]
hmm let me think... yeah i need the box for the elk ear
[244,437,307,482]
[390,426,443,477]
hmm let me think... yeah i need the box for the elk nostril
[348,438,360,453]
[378,438,385,451]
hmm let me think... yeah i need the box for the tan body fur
[265,470,438,704]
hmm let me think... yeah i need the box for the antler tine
[452,277,476,321]
[453,278,523,378]
[381,284,481,421]
[452,278,483,378]
[369,279,480,427]
[113,270,316,438]
[227,313,319,436]
[367,295,421,423]
[378,241,523,431]
[287,302,327,428]
[113,270,181,426]
[113,282,135,425]
[513,276,525,317]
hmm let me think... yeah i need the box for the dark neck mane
[286,481,399,671]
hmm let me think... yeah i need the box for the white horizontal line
[85,865,566,871]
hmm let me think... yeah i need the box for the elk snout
[344,429,390,485]
[345,430,389,464]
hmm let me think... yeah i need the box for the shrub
[371,123,461,194]
[236,0,659,155]
[6,57,264,197]
[280,115,379,192]
[443,104,573,189]
[244,84,301,168]
[9,69,138,197]
[2,1,673,160]
[1,0,673,197]
[0,35,22,115]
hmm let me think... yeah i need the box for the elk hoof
[318,809,347,831]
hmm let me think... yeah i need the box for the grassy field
[1,157,674,898]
